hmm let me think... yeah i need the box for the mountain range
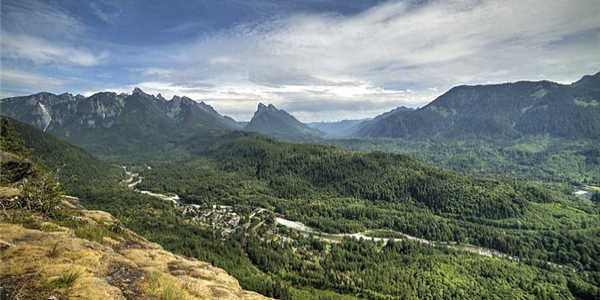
[2,72,599,155]
[358,72,600,139]
[1,88,240,157]
[2,68,600,298]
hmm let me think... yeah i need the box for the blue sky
[1,0,599,121]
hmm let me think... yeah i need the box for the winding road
[121,166,181,204]
[275,217,516,259]
[120,166,567,269]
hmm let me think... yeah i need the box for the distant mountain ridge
[308,119,369,137]
[244,103,323,141]
[358,72,600,140]
[571,71,600,91]
[307,106,415,137]
[1,88,240,157]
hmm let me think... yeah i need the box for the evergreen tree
[1,116,30,157]
[591,191,600,204]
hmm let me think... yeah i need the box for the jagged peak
[257,103,279,112]
[132,87,146,95]
[58,92,74,97]
[168,95,195,106]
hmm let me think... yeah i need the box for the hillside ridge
[358,75,600,139]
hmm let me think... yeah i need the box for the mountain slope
[0,89,240,158]
[244,103,323,141]
[306,107,415,137]
[0,116,272,300]
[358,74,600,140]
[571,71,600,91]
[6,116,120,193]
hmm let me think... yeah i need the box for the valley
[121,166,181,204]
[3,1,599,298]
[122,163,522,260]
[2,72,600,299]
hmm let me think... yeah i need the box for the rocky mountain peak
[132,87,145,95]
[245,102,323,141]
[256,103,279,113]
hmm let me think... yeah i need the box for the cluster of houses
[182,205,272,236]
[180,204,297,244]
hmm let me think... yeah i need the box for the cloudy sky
[1,0,599,122]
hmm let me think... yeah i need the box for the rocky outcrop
[0,203,272,300]
[0,151,33,184]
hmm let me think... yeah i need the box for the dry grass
[0,208,273,300]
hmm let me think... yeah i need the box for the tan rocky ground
[0,200,273,300]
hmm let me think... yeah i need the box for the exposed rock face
[0,88,241,156]
[0,206,272,300]
[1,88,239,133]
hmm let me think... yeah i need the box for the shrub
[45,271,80,290]
[19,170,62,215]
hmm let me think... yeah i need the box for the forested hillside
[6,117,122,193]
[330,136,600,185]
[358,75,600,140]
[5,115,600,299]
[136,133,600,297]
[0,117,272,300]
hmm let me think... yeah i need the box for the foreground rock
[0,202,272,300]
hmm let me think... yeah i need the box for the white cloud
[4,0,598,122]
[100,79,435,122]
[88,0,124,25]
[1,33,106,66]
[1,0,87,39]
[1,0,107,67]
[0,69,65,88]
[117,0,599,121]
[0,69,66,98]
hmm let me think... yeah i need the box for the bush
[19,170,62,215]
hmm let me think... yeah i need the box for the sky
[1,0,599,122]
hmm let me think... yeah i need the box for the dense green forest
[135,134,600,271]
[9,118,123,193]
[328,137,600,185]
[357,80,600,140]
[247,225,598,300]
[6,117,600,299]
